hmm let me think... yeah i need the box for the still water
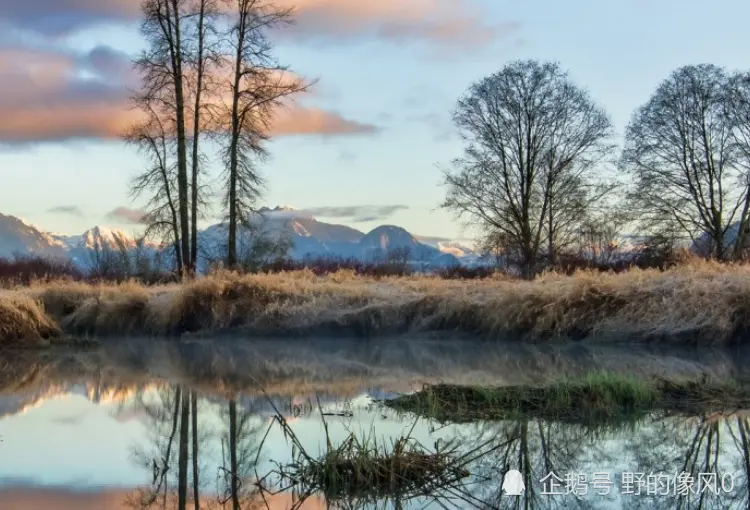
[1,338,750,509]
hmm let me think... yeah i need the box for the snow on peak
[79,226,135,249]
[258,205,298,213]
[436,241,477,258]
[14,216,45,232]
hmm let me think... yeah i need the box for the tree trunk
[229,399,240,510]
[177,387,190,510]
[191,392,199,510]
[547,206,555,267]
[161,385,182,507]
[713,212,725,261]
[190,0,207,276]
[226,5,247,268]
[173,239,183,274]
[168,0,191,277]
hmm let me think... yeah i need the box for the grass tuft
[257,399,479,507]
[291,434,469,501]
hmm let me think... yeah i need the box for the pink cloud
[271,105,378,136]
[275,0,515,47]
[0,46,376,144]
[2,0,515,46]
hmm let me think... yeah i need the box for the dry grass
[259,401,479,507]
[4,259,750,345]
[267,432,472,504]
[0,295,62,347]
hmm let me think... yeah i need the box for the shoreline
[3,336,750,399]
[2,262,750,347]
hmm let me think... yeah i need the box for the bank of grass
[6,259,750,346]
[384,372,750,425]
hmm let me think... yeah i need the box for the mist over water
[2,338,750,509]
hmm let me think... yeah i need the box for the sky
[1,0,750,242]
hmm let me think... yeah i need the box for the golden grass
[3,259,750,346]
[0,295,62,347]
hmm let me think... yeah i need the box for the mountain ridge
[0,210,478,270]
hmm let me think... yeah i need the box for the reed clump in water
[292,435,470,501]
[257,400,481,506]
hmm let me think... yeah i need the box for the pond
[1,338,750,509]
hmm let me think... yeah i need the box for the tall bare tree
[725,71,750,258]
[622,64,750,260]
[441,60,613,278]
[186,0,221,275]
[220,0,310,267]
[133,0,192,276]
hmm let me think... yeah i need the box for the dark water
[2,338,750,509]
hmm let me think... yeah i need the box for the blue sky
[1,0,749,241]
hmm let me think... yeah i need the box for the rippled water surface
[2,338,750,509]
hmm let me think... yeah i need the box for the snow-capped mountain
[0,208,476,271]
[0,214,68,259]
[59,226,163,268]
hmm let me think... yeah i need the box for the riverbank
[2,261,750,347]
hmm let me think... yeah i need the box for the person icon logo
[502,469,525,496]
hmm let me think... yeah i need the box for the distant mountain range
[0,207,482,272]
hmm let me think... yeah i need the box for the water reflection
[119,385,268,509]
[71,385,747,509]
[6,339,750,509]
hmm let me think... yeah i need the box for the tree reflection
[217,398,265,509]
[625,413,750,509]
[123,385,269,510]
[119,385,750,510]
[125,385,184,508]
[456,419,604,509]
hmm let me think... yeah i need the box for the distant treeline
[0,237,695,287]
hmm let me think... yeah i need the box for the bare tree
[126,106,184,274]
[134,0,192,276]
[542,175,617,265]
[220,0,311,267]
[478,230,512,269]
[442,60,614,278]
[725,71,750,258]
[186,0,221,275]
[574,207,629,265]
[622,64,750,260]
